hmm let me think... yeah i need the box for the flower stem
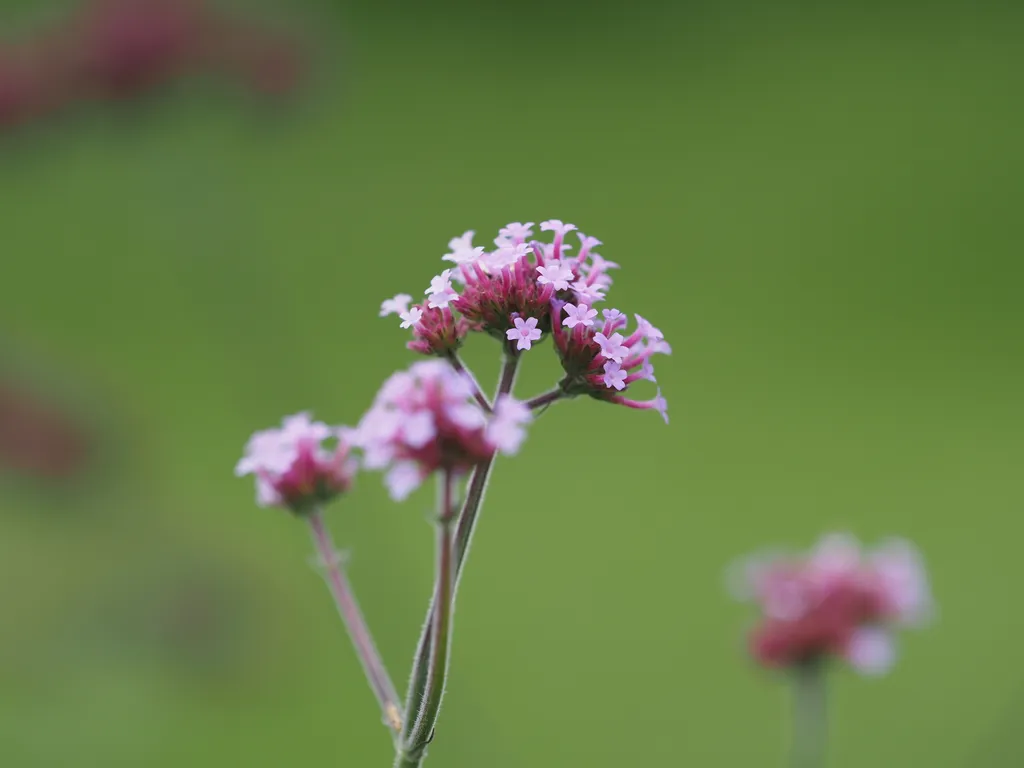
[397,471,457,764]
[447,351,492,413]
[525,387,564,411]
[307,511,403,734]
[396,353,520,767]
[791,658,828,768]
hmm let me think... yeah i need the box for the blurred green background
[2,0,1022,766]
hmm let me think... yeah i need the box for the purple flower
[562,303,598,329]
[235,412,357,512]
[351,361,532,500]
[506,317,542,351]
[729,534,933,674]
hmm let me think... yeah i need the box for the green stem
[525,387,564,411]
[397,471,457,764]
[396,353,521,766]
[307,511,402,734]
[791,658,828,768]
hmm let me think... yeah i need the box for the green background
[2,1,1022,765]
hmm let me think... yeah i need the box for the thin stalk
[447,351,492,413]
[791,658,828,768]
[396,352,520,767]
[397,472,457,765]
[525,387,564,411]
[307,511,402,734]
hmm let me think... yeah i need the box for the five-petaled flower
[351,360,532,500]
[506,316,542,351]
[729,533,933,675]
[235,412,357,513]
[562,303,598,329]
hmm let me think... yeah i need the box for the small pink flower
[540,219,577,236]
[562,303,598,329]
[379,293,412,317]
[235,412,357,513]
[594,332,629,363]
[506,316,542,351]
[442,231,485,266]
[426,270,459,309]
[496,222,535,244]
[352,361,531,500]
[536,260,575,291]
[486,395,532,453]
[602,361,627,390]
[729,534,932,673]
[399,306,423,329]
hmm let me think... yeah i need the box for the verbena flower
[551,303,670,422]
[235,412,357,513]
[729,534,933,675]
[380,293,469,356]
[351,360,531,500]
[381,220,621,351]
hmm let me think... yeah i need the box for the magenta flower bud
[351,360,531,501]
[729,534,933,675]
[235,412,357,514]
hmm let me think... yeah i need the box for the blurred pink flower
[350,361,531,500]
[235,412,357,512]
[730,533,933,675]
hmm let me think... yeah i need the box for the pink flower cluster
[730,534,933,675]
[381,220,670,422]
[0,0,308,133]
[234,412,357,512]
[350,360,531,501]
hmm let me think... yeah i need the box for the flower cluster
[234,412,356,513]
[350,360,531,501]
[381,219,670,422]
[551,303,670,422]
[0,0,308,133]
[730,534,933,675]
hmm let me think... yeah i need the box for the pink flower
[442,231,485,266]
[594,332,629,363]
[351,361,531,500]
[380,293,412,318]
[506,316,542,351]
[549,298,671,421]
[235,412,357,512]
[602,361,627,390]
[399,306,423,329]
[729,534,932,673]
[486,395,532,453]
[562,303,598,329]
[536,261,575,291]
[495,222,535,245]
[425,270,459,309]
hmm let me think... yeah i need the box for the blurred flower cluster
[0,377,89,479]
[731,533,933,675]
[0,0,308,133]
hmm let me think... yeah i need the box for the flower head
[352,361,532,500]
[235,412,357,513]
[550,302,671,423]
[729,534,933,674]
[384,220,633,356]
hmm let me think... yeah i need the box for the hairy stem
[791,658,828,768]
[396,353,520,766]
[307,511,402,734]
[397,472,457,764]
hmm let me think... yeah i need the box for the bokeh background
[2,0,1022,766]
